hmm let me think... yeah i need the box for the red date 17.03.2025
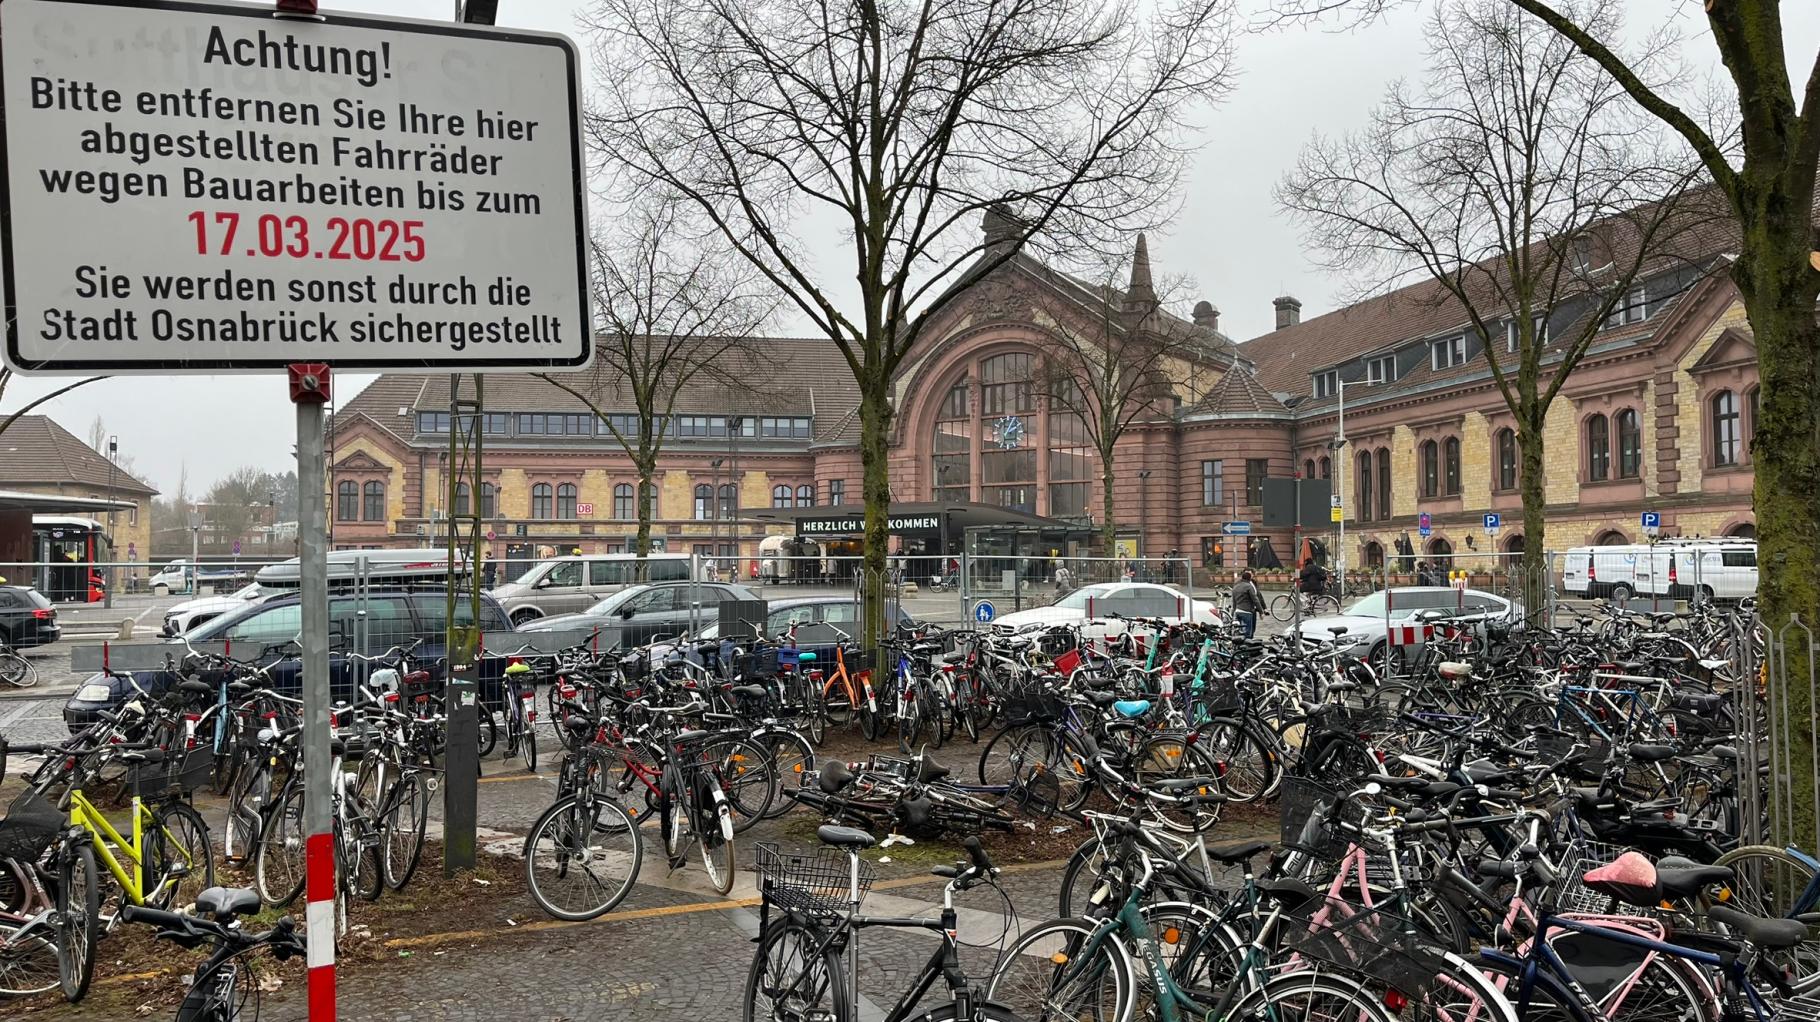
[186,211,426,262]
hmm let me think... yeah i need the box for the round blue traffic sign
[973,600,996,623]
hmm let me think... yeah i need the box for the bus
[30,516,105,602]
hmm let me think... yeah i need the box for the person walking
[1054,563,1072,593]
[1231,570,1263,638]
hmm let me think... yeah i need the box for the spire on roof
[1124,233,1158,313]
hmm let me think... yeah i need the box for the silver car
[490,554,694,625]
[1297,586,1520,659]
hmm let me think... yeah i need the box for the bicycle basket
[0,789,61,863]
[1003,686,1067,721]
[754,841,876,914]
[1278,897,1450,998]
[734,647,780,679]
[127,746,216,798]
[1278,775,1348,859]
[1551,838,1652,916]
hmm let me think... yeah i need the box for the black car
[0,586,61,648]
[64,588,512,731]
[519,581,761,648]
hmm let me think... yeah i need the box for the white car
[991,582,1223,638]
[1297,587,1520,659]
[161,582,269,636]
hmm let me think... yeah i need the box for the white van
[1561,544,1650,600]
[489,553,695,625]
[1639,541,1758,602]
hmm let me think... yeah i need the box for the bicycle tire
[897,690,926,755]
[148,801,216,910]
[0,651,33,687]
[381,772,430,891]
[903,1003,1030,1022]
[703,736,777,831]
[804,688,827,746]
[56,841,100,1002]
[953,676,982,743]
[476,707,498,758]
[1269,593,1297,622]
[344,813,383,902]
[984,916,1135,1022]
[821,675,853,726]
[757,730,816,820]
[660,766,685,861]
[523,793,641,921]
[522,719,539,773]
[254,786,307,907]
[1227,971,1403,1022]
[742,916,849,1022]
[0,919,59,996]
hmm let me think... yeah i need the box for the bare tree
[538,199,773,576]
[87,415,106,453]
[1033,239,1216,556]
[1278,0,1710,616]
[586,0,1234,640]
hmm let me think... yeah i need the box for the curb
[0,685,75,702]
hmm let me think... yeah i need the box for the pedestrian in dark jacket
[1231,570,1263,638]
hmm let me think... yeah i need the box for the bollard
[116,619,134,640]
[153,584,169,597]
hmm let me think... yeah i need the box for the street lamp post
[710,457,725,576]
[1138,469,1153,569]
[104,436,117,608]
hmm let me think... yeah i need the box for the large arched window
[362,481,385,522]
[1712,390,1740,466]
[454,482,496,518]
[694,484,714,520]
[336,480,358,522]
[1496,429,1517,491]
[929,349,1082,515]
[796,484,815,507]
[613,484,634,520]
[1357,450,1374,522]
[556,483,578,520]
[1375,448,1390,521]
[772,485,794,509]
[1443,437,1461,495]
[1586,414,1610,482]
[1419,440,1439,498]
[1616,410,1641,478]
[531,483,553,519]
[1319,456,1331,479]
[1304,458,1316,480]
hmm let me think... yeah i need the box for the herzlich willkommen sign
[0,0,589,373]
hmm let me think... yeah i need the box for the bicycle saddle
[1653,855,1734,900]
[1207,839,1270,864]
[796,651,817,663]
[1627,742,1679,763]
[817,825,875,850]
[1708,903,1813,949]
[196,887,262,920]
[1080,690,1119,707]
[730,685,767,700]
[1113,699,1151,719]
[818,760,855,794]
[1437,662,1472,680]
[1326,626,1349,637]
[1582,851,1662,907]
[177,679,215,697]
[915,756,951,783]
[939,651,967,665]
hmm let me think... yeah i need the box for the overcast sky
[6,0,1816,497]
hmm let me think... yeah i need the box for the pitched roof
[1187,368,1291,418]
[0,416,158,495]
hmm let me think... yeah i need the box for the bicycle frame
[1479,910,1741,1022]
[66,790,161,904]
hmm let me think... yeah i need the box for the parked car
[1640,540,1758,602]
[650,595,920,669]
[518,581,759,647]
[160,550,469,636]
[1297,586,1520,661]
[65,588,513,731]
[0,586,60,648]
[990,582,1222,638]
[161,582,267,636]
[490,554,695,625]
[146,560,249,592]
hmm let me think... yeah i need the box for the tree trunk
[858,382,893,650]
[1516,408,1548,627]
[633,449,656,583]
[1100,457,1118,559]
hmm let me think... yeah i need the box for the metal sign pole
[287,363,335,1022]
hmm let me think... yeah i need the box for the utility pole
[104,435,116,608]
[1332,380,1349,591]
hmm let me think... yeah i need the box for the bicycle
[501,656,541,772]
[744,828,1026,1022]
[0,641,35,688]
[118,887,306,1021]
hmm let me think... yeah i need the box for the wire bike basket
[1279,896,1451,999]
[754,842,876,915]
[127,746,216,799]
[0,788,62,863]
[1278,775,1348,860]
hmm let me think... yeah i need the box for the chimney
[1192,300,1219,332]
[1273,295,1302,331]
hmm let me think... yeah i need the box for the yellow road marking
[478,772,547,785]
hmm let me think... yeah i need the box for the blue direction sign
[1418,512,1432,537]
[973,600,996,624]
[1221,521,1251,536]
[1482,513,1501,532]
[1641,511,1661,531]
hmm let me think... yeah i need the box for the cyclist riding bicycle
[1297,558,1328,599]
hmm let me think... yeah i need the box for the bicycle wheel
[1270,593,1297,622]
[660,767,686,861]
[0,919,59,996]
[0,651,33,687]
[703,737,777,831]
[803,688,827,746]
[1193,717,1277,803]
[820,676,852,726]
[148,801,215,910]
[897,689,926,755]
[523,793,642,921]
[56,841,99,1002]
[1712,844,1820,983]
[743,916,848,1022]
[380,772,430,891]
[255,786,307,907]
[953,676,982,743]
[476,707,498,758]
[521,718,539,773]
[984,917,1136,1022]
[1226,971,1401,1022]
[758,731,816,820]
[1133,736,1225,832]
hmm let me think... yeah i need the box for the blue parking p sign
[1482,513,1500,532]
[973,600,996,624]
[1641,511,1660,530]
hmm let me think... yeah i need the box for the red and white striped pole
[305,832,336,1018]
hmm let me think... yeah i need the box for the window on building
[718,484,736,518]
[1201,460,1223,507]
[1312,370,1339,398]
[797,484,815,507]
[362,481,385,522]
[455,483,471,515]
[1376,448,1391,519]
[556,483,578,520]
[1616,409,1641,478]
[640,482,658,520]
[1367,355,1396,385]
[1357,451,1374,522]
[1712,390,1740,466]
[772,485,794,509]
[1431,335,1467,370]
[1244,459,1266,506]
[336,480,358,522]
[939,383,968,419]
[1319,456,1331,479]
[1496,429,1517,491]
[1506,315,1547,353]
[693,485,713,520]
[516,413,592,436]
[613,484,634,520]
[979,353,1034,416]
[531,483,553,519]
[1604,284,1648,329]
[417,412,450,433]
[1586,414,1610,482]
[1746,387,1760,456]
[1443,437,1461,495]
[828,479,845,506]
[1420,440,1439,498]
[1047,411,1091,518]
[1303,459,1315,480]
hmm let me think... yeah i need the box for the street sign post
[1641,511,1661,537]
[0,0,590,374]
[1418,511,1432,538]
[1221,521,1251,536]
[973,600,996,624]
[1482,513,1501,532]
